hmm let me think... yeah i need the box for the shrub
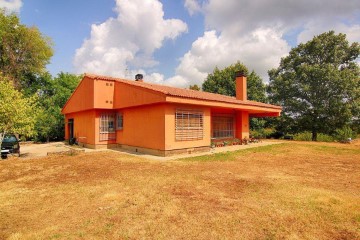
[334,126,356,142]
[263,128,276,138]
[294,132,335,142]
[293,132,312,141]
[250,129,263,139]
[317,133,334,142]
[250,128,275,139]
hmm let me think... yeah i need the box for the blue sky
[2,0,360,87]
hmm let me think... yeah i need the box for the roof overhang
[165,96,281,117]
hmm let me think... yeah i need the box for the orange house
[61,73,281,156]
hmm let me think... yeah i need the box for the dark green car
[1,134,20,159]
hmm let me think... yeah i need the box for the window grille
[175,109,203,141]
[99,113,116,141]
[117,113,123,130]
[212,115,234,139]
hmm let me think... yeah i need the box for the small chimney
[135,74,143,82]
[235,71,247,101]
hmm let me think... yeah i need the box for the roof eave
[165,96,282,112]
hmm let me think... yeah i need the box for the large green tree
[268,31,360,140]
[0,10,53,89]
[34,72,81,142]
[202,62,268,130]
[0,77,37,145]
[202,62,267,102]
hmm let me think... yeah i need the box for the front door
[68,119,74,141]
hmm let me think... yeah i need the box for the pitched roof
[85,73,282,110]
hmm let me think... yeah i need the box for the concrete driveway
[19,142,94,159]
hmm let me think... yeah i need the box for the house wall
[113,103,211,155]
[62,76,95,114]
[164,104,211,151]
[113,81,165,109]
[64,110,96,145]
[64,104,250,154]
[235,111,250,139]
[116,104,165,150]
[93,79,115,109]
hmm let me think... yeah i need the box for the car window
[2,135,17,142]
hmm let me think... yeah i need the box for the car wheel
[18,152,21,157]
[1,155,7,159]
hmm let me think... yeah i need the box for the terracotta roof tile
[85,73,281,110]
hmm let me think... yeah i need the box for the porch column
[235,111,249,139]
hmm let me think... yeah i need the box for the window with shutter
[211,115,235,139]
[175,109,204,141]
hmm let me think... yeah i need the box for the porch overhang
[250,112,281,117]
[165,96,281,118]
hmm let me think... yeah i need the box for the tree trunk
[312,130,317,141]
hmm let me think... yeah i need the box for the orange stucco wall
[164,104,211,150]
[94,79,115,109]
[235,111,249,139]
[65,104,249,150]
[116,104,165,150]
[64,110,96,145]
[113,82,165,109]
[62,77,94,114]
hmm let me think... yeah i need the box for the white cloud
[204,0,360,35]
[184,0,202,16]
[165,75,189,87]
[165,29,290,87]
[167,0,360,88]
[74,0,360,88]
[298,22,360,44]
[74,0,187,78]
[0,0,22,12]
[145,72,165,84]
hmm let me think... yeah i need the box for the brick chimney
[235,71,247,101]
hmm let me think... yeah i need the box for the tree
[268,31,360,141]
[0,77,36,145]
[202,62,268,130]
[51,72,82,107]
[202,62,266,102]
[34,72,81,142]
[35,104,63,142]
[189,84,200,91]
[202,62,247,96]
[0,10,53,89]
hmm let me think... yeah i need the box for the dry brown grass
[0,140,359,239]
